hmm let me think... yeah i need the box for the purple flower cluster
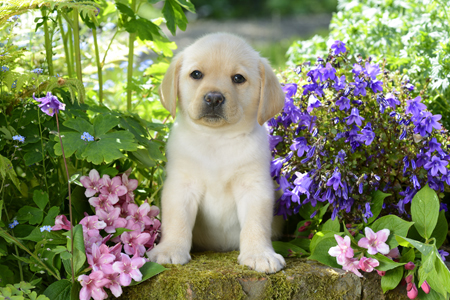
[53,169,160,300]
[269,41,449,221]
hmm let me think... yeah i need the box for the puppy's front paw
[147,243,191,265]
[238,250,286,274]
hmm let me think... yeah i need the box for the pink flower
[52,215,71,231]
[358,257,379,272]
[122,173,138,202]
[328,235,354,265]
[342,257,363,277]
[78,271,110,300]
[121,228,150,256]
[357,227,390,255]
[96,207,127,233]
[109,243,123,261]
[87,243,116,274]
[112,253,146,286]
[421,280,431,294]
[89,194,117,212]
[407,283,418,299]
[80,169,102,198]
[386,247,400,259]
[80,216,107,238]
[84,234,111,255]
[104,273,123,298]
[126,202,154,230]
[405,274,413,283]
[99,175,127,204]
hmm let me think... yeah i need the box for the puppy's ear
[159,53,183,118]
[257,58,285,125]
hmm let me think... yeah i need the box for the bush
[286,0,450,129]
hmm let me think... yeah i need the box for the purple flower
[282,83,297,99]
[364,63,381,80]
[269,135,283,151]
[307,95,322,112]
[33,92,66,116]
[335,149,346,164]
[364,203,373,220]
[428,137,441,154]
[368,80,383,93]
[359,122,375,145]
[333,75,346,91]
[352,64,364,76]
[336,96,350,110]
[421,112,442,134]
[290,137,309,157]
[345,108,365,126]
[424,155,448,176]
[293,172,313,197]
[320,62,337,81]
[439,249,449,261]
[331,40,346,55]
[351,77,367,97]
[385,93,400,109]
[270,157,284,178]
[406,96,426,117]
[326,168,344,191]
[411,175,421,190]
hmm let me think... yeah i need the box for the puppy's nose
[204,92,225,107]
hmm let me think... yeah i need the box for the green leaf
[370,215,414,248]
[309,231,338,254]
[308,235,341,269]
[367,190,390,224]
[115,2,135,18]
[418,250,436,287]
[33,190,49,210]
[399,248,415,264]
[16,206,43,225]
[0,265,14,286]
[93,114,119,136]
[43,279,72,300]
[0,154,20,191]
[129,149,156,168]
[72,224,86,275]
[321,218,340,232]
[163,0,188,35]
[63,118,94,134]
[289,238,311,251]
[367,253,405,271]
[111,227,134,239]
[430,210,448,248]
[21,227,66,244]
[129,262,167,286]
[272,241,307,258]
[54,131,89,159]
[381,266,403,293]
[411,184,440,239]
[146,140,167,162]
[42,206,60,226]
[395,235,434,257]
[70,281,81,300]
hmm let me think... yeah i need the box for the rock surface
[117,251,409,300]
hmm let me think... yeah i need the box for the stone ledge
[117,251,409,300]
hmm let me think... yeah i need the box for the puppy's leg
[235,181,286,273]
[147,175,201,265]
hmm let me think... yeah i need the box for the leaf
[418,250,436,287]
[367,190,390,224]
[0,265,14,286]
[16,206,43,225]
[399,248,415,264]
[272,241,307,258]
[367,253,405,271]
[93,114,119,137]
[430,210,448,248]
[321,218,340,232]
[72,224,86,275]
[33,190,49,210]
[43,279,72,300]
[42,206,60,226]
[63,118,94,134]
[21,227,66,244]
[289,238,311,251]
[370,215,414,248]
[395,235,434,257]
[381,266,403,293]
[111,227,134,239]
[146,140,167,162]
[411,184,440,239]
[54,131,89,159]
[175,0,196,13]
[0,154,20,191]
[70,281,81,300]
[163,0,188,35]
[129,262,167,286]
[115,2,135,18]
[308,235,341,269]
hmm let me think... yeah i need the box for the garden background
[0,0,449,299]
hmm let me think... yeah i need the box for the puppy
[147,33,286,273]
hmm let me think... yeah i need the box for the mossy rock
[117,251,409,300]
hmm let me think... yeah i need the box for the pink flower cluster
[52,169,161,300]
[328,227,392,277]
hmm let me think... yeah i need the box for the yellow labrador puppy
[147,33,286,273]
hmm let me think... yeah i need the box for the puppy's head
[159,33,285,128]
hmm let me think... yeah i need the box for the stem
[36,109,50,195]
[67,17,75,79]
[101,28,119,67]
[126,0,137,111]
[92,28,103,104]
[55,113,74,283]
[58,15,74,78]
[72,9,83,86]
[42,9,54,76]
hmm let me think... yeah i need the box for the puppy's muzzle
[204,92,225,108]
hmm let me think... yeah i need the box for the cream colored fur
[147,33,286,273]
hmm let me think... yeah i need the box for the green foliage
[0,281,49,300]
[287,0,450,128]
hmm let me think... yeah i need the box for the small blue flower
[8,219,19,229]
[331,40,346,55]
[438,249,449,261]
[40,225,52,232]
[11,80,17,89]
[12,135,25,143]
[1,66,9,72]
[31,68,43,74]
[345,108,365,126]
[336,96,350,111]
[81,132,95,142]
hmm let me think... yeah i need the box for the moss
[118,252,402,300]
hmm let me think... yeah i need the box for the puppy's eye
[232,74,246,84]
[190,70,203,80]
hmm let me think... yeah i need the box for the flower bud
[298,225,307,232]
[404,262,415,270]
[405,274,413,283]
[407,283,418,299]
[421,281,431,294]
[376,270,386,276]
[304,221,311,227]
